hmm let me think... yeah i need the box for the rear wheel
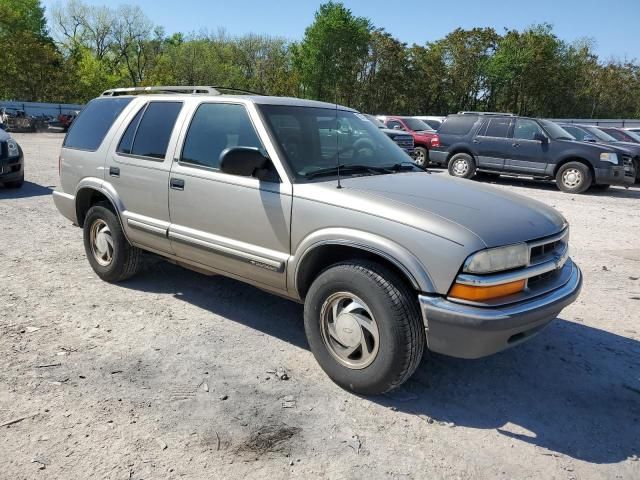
[413,147,429,167]
[83,204,142,282]
[448,153,476,179]
[304,260,425,395]
[556,162,592,193]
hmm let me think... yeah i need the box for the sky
[44,0,640,61]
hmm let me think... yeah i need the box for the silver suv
[53,86,582,395]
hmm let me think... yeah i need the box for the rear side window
[181,103,263,170]
[438,116,477,136]
[64,98,132,151]
[479,118,512,138]
[117,102,182,159]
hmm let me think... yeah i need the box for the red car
[384,116,440,166]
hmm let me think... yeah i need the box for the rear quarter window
[438,116,478,136]
[63,98,133,151]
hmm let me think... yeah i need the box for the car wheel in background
[304,260,425,395]
[448,153,476,179]
[413,147,429,167]
[83,204,142,282]
[556,162,592,194]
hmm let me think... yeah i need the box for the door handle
[109,166,120,177]
[472,139,480,144]
[170,178,185,190]
[512,142,520,147]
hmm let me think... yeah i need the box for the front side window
[259,105,413,181]
[181,103,264,170]
[562,126,587,141]
[64,97,132,151]
[514,119,544,141]
[402,118,434,132]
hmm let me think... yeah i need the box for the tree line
[1,0,639,118]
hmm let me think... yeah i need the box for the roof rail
[457,111,516,117]
[101,86,263,97]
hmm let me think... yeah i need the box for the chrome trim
[127,218,167,237]
[456,243,569,287]
[168,231,285,272]
[420,262,581,324]
[527,227,569,249]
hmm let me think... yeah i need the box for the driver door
[167,101,292,292]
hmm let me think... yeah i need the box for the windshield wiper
[304,164,392,179]
[386,161,431,173]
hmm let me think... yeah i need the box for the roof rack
[101,86,263,97]
[457,111,516,117]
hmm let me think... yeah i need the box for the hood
[381,128,411,138]
[609,141,640,155]
[304,173,566,249]
[0,129,10,141]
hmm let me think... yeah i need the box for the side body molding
[289,227,436,297]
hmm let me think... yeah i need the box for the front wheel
[556,162,592,193]
[83,204,142,282]
[448,153,476,179]
[304,260,425,395]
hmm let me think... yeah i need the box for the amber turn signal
[449,279,526,302]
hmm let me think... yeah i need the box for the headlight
[464,243,529,274]
[7,140,20,158]
[599,152,618,164]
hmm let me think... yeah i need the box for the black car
[0,129,24,188]
[559,124,640,184]
[430,114,636,193]
[363,114,415,156]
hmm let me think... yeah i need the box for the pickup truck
[383,116,439,167]
[53,87,582,394]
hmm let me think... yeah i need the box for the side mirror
[534,132,549,144]
[220,147,270,178]
[392,125,403,130]
[583,134,597,143]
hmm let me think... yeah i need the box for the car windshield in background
[586,127,618,142]
[539,120,575,140]
[623,129,640,142]
[364,114,386,129]
[259,105,414,181]
[403,118,434,132]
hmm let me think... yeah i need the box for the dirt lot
[1,132,639,479]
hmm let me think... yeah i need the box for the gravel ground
[1,132,639,480]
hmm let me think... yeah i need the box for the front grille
[622,155,635,178]
[394,136,414,149]
[528,229,568,266]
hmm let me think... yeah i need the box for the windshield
[363,114,386,129]
[623,129,640,142]
[585,126,618,142]
[539,120,575,140]
[259,105,415,181]
[403,118,434,132]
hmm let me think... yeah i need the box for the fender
[289,227,436,297]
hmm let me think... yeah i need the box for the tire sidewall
[556,162,592,193]
[448,153,476,179]
[304,263,420,395]
[414,147,428,167]
[83,205,129,281]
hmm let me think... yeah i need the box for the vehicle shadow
[121,260,639,464]
[474,175,640,199]
[0,181,53,199]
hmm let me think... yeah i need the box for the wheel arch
[75,179,125,228]
[446,146,477,165]
[553,157,595,179]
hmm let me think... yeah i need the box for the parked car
[598,126,640,143]
[429,114,636,193]
[558,124,640,184]
[56,111,80,132]
[383,116,439,167]
[3,108,48,132]
[412,116,445,130]
[0,129,24,188]
[54,86,582,394]
[363,114,414,156]
[625,127,640,134]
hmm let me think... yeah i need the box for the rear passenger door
[107,100,185,253]
[473,117,513,171]
[506,119,550,175]
[167,101,292,292]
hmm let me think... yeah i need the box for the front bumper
[418,261,582,359]
[0,156,23,181]
[594,164,635,186]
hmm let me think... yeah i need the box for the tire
[303,260,425,395]
[448,153,476,179]
[83,204,142,282]
[413,147,429,167]
[556,161,592,193]
[590,184,611,191]
[3,175,24,189]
